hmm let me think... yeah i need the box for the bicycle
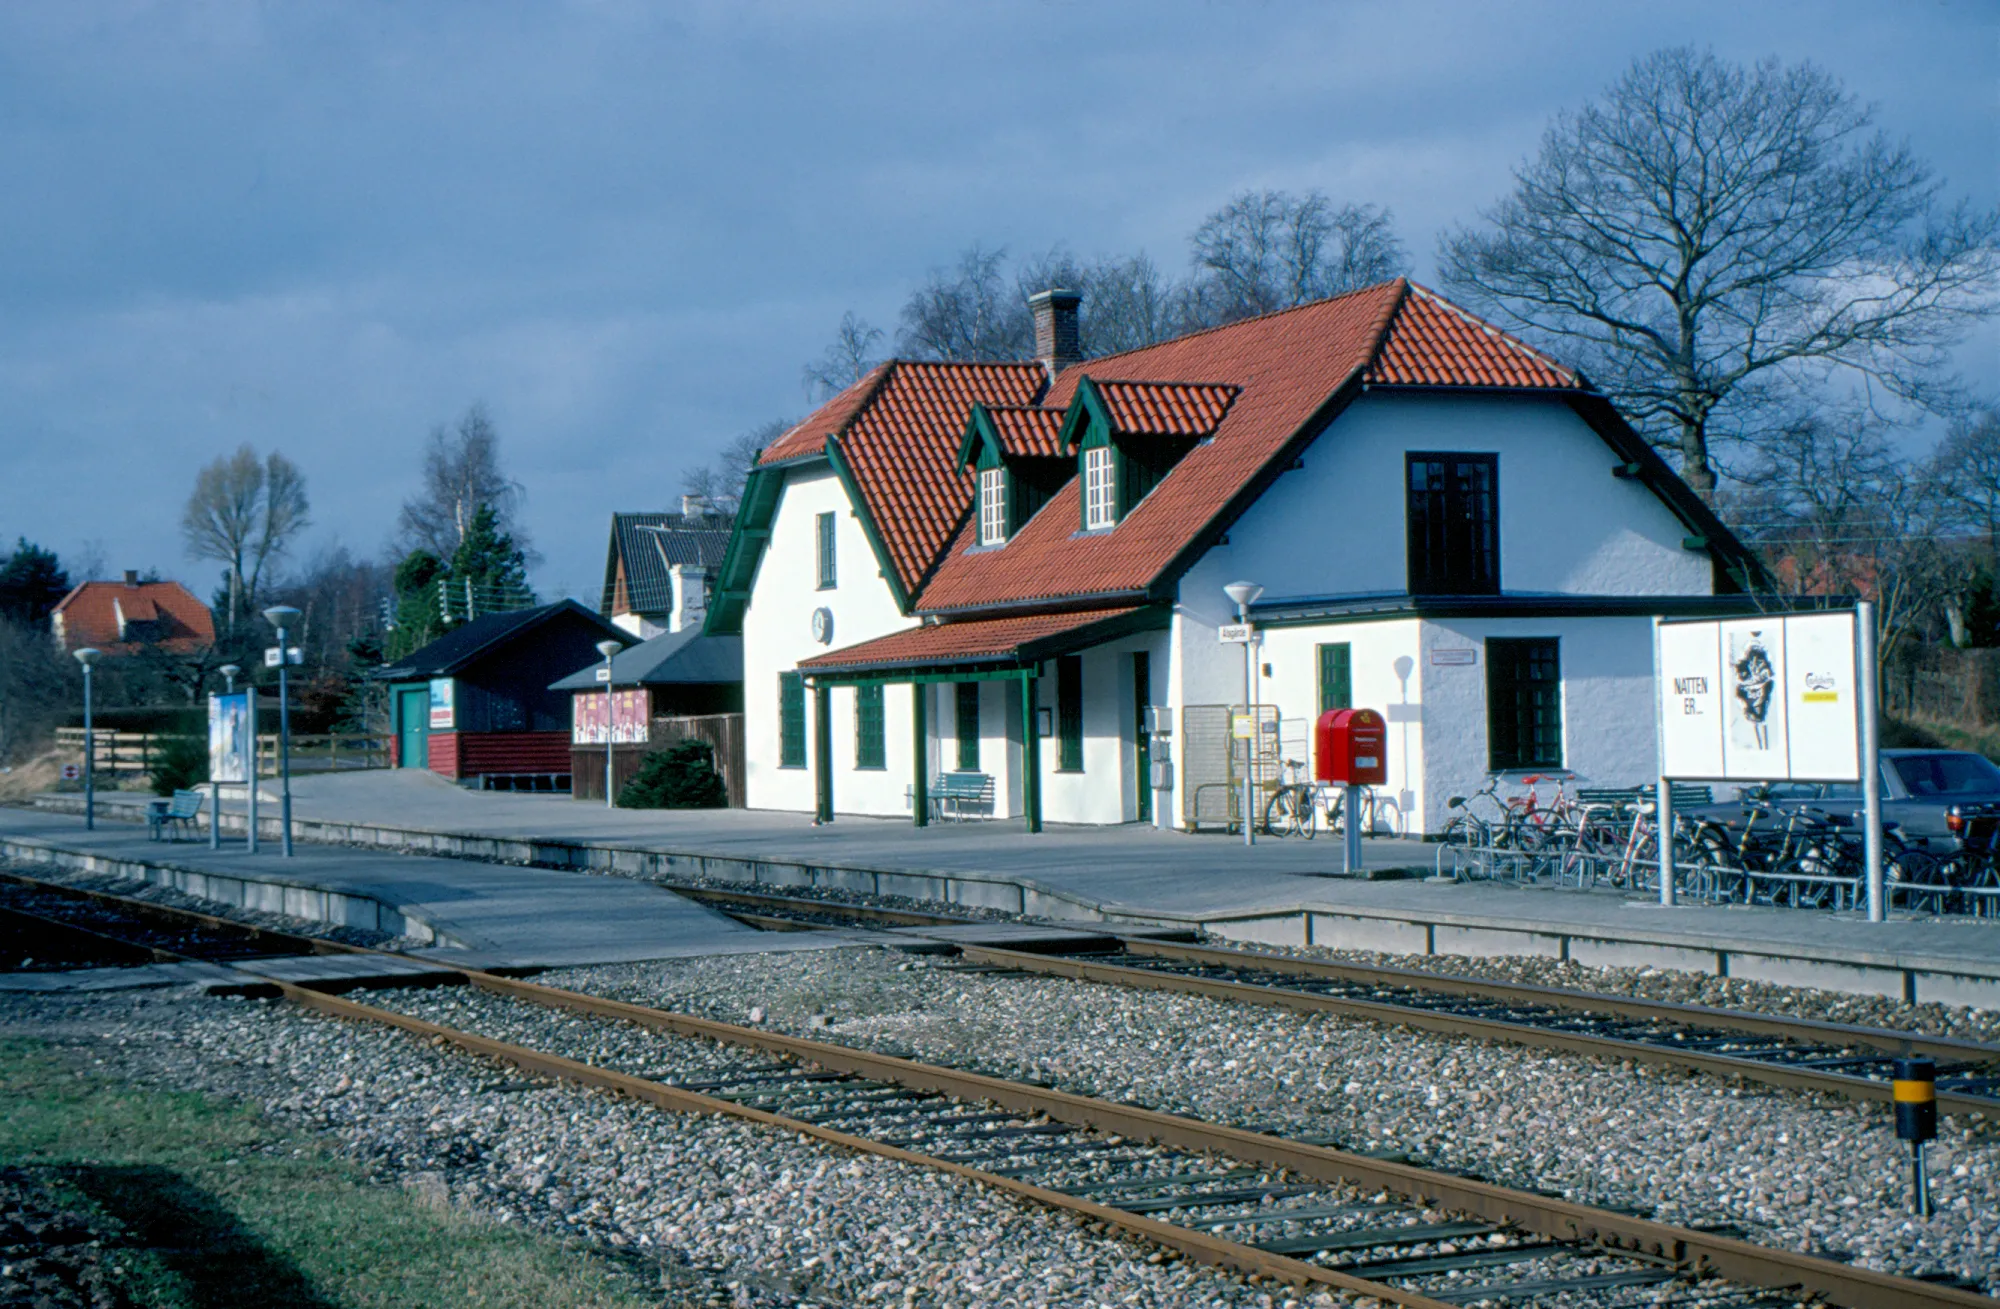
[1262,761,1407,840]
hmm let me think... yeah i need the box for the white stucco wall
[740,464,916,814]
[1036,633,1166,826]
[1193,391,1714,603]
[1415,616,1659,834]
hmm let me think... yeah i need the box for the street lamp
[595,639,623,809]
[213,664,241,850]
[263,606,302,858]
[1223,581,1264,848]
[72,648,99,831]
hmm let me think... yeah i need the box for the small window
[1083,447,1115,530]
[1407,453,1498,595]
[778,672,806,768]
[955,681,981,771]
[978,468,1007,546]
[1487,637,1561,770]
[1317,643,1352,716]
[854,683,885,769]
[1056,655,1084,771]
[816,511,837,589]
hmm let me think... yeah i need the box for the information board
[428,678,455,730]
[1658,613,1859,781]
[208,691,251,784]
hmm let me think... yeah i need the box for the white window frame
[1083,446,1115,530]
[978,467,1007,546]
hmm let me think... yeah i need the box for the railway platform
[19,771,2000,1008]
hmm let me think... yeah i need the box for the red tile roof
[51,579,215,654]
[1092,380,1240,438]
[796,607,1145,674]
[760,361,1045,598]
[1363,284,1577,388]
[985,405,1067,458]
[748,281,1591,621]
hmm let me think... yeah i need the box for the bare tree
[1189,190,1407,322]
[1927,410,2000,552]
[398,403,531,560]
[680,419,789,517]
[181,445,311,630]
[1440,47,2000,493]
[897,245,1033,361]
[802,312,886,401]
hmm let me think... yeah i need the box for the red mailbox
[1315,708,1387,786]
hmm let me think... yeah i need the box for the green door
[1133,652,1152,823]
[398,688,429,769]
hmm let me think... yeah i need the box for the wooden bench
[147,788,206,841]
[932,771,994,821]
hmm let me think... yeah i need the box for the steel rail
[1119,936,2000,1066]
[451,968,1991,1309]
[5,869,1991,1307]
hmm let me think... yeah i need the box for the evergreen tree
[0,539,72,627]
[448,504,533,619]
[387,550,447,659]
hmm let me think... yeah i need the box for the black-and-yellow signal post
[1893,1057,1937,1217]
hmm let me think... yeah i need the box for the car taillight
[1947,807,1965,835]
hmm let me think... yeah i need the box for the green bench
[932,771,994,821]
[146,788,206,841]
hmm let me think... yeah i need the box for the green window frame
[1056,655,1084,772]
[778,672,806,768]
[1317,643,1352,716]
[816,511,837,589]
[854,683,885,770]
[955,681,981,771]
[1486,637,1562,770]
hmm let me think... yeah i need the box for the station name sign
[1657,613,1859,782]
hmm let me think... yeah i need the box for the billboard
[428,678,455,730]
[572,688,651,745]
[1658,612,1859,782]
[208,691,251,784]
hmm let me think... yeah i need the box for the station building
[705,281,1767,835]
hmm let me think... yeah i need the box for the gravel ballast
[0,990,1362,1309]
[549,947,1997,1293]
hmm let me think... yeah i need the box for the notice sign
[208,691,251,784]
[428,678,455,730]
[1658,613,1859,782]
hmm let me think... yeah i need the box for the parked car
[1690,749,2000,855]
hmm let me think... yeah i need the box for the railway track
[662,881,2000,1119]
[1,870,1989,1306]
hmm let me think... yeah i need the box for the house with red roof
[706,281,1767,835]
[50,572,216,656]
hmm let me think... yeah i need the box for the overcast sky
[2,0,1994,602]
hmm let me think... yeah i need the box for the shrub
[616,739,726,809]
[149,735,210,795]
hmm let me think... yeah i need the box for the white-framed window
[1083,446,1115,530]
[978,467,1007,545]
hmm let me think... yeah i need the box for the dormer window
[978,468,1007,546]
[1083,447,1115,530]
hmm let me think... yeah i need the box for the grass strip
[0,1036,665,1309]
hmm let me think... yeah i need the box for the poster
[428,678,455,730]
[208,691,251,784]
[1658,612,1859,782]
[572,688,650,745]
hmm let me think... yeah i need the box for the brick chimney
[1029,288,1082,381]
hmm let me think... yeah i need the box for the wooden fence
[570,713,745,807]
[55,729,390,777]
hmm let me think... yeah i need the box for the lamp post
[213,664,241,850]
[595,640,623,809]
[263,606,301,858]
[72,648,99,831]
[1223,581,1264,848]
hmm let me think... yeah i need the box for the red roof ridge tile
[1050,278,1409,380]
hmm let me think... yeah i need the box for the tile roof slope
[1363,283,1577,388]
[914,280,1587,614]
[1094,381,1240,437]
[985,405,1067,458]
[52,580,215,654]
[915,281,1408,612]
[796,608,1140,672]
[764,360,1046,596]
[605,512,731,615]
